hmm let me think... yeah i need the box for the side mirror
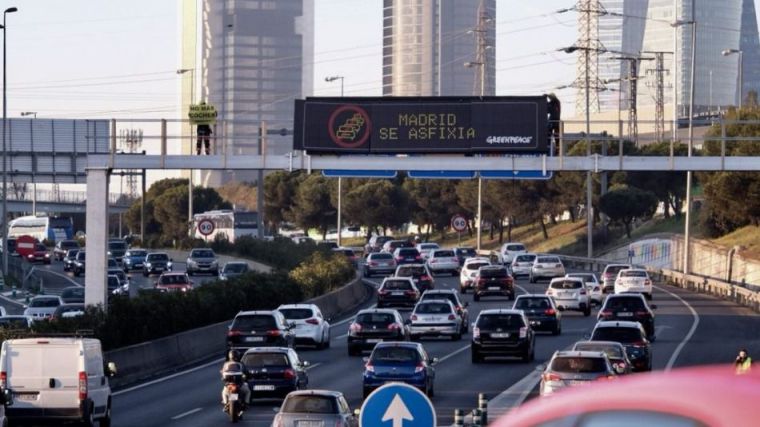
[614,364,626,375]
[362,357,370,364]
[301,361,310,368]
[353,409,361,417]
[107,362,118,377]
[650,304,658,310]
[3,388,13,406]
[431,357,439,365]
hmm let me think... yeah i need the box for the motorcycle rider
[735,348,752,374]
[221,350,251,407]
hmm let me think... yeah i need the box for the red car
[493,365,760,427]
[155,272,194,292]
[25,243,51,264]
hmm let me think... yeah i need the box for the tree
[217,181,257,211]
[152,185,231,242]
[290,174,336,240]
[599,186,658,238]
[403,179,460,240]
[263,171,304,231]
[342,180,409,241]
[626,142,687,218]
[125,178,188,237]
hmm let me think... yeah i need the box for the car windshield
[397,266,426,277]
[415,302,451,314]
[370,253,393,260]
[242,352,290,367]
[336,249,355,256]
[397,248,419,256]
[480,268,507,278]
[232,315,277,330]
[192,249,215,258]
[457,248,477,257]
[108,259,118,268]
[419,244,438,250]
[128,250,147,257]
[573,343,625,359]
[537,257,560,263]
[568,273,595,282]
[550,357,608,373]
[592,327,644,343]
[621,270,648,278]
[159,275,189,285]
[61,241,79,249]
[35,244,46,251]
[551,280,583,289]
[514,298,552,310]
[31,298,60,308]
[383,280,412,290]
[605,265,630,275]
[148,254,169,261]
[357,312,395,325]
[466,262,489,270]
[371,346,420,364]
[506,244,526,251]
[282,395,338,414]
[605,297,646,311]
[515,254,536,262]
[224,263,248,273]
[66,249,79,257]
[109,241,127,249]
[77,252,86,260]
[108,277,120,288]
[433,250,455,257]
[477,314,524,328]
[279,308,313,320]
[62,288,84,298]
[421,293,457,305]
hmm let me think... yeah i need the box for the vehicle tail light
[421,275,431,282]
[448,314,456,321]
[365,363,375,373]
[387,323,401,330]
[555,264,562,268]
[267,330,282,337]
[542,372,561,382]
[405,290,418,297]
[519,327,528,338]
[349,323,362,334]
[593,286,600,292]
[283,369,296,380]
[414,363,425,373]
[455,306,463,314]
[78,371,87,401]
[644,279,652,286]
[544,308,556,316]
[410,315,418,321]
[430,259,438,263]
[546,289,554,296]
[378,290,389,296]
[599,310,613,319]
[272,414,283,427]
[473,327,480,339]
[415,256,422,260]
[369,262,378,267]
[396,257,404,262]
[635,311,650,317]
[227,329,242,337]
[579,289,587,295]
[305,318,319,325]
[597,375,616,381]
[632,341,648,348]
[0,371,6,389]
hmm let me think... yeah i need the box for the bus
[192,210,258,243]
[7,215,74,243]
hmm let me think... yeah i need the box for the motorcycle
[222,372,246,423]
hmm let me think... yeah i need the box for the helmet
[228,350,240,362]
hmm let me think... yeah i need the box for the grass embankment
[713,226,760,260]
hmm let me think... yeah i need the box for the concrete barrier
[105,273,368,388]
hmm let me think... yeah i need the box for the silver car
[565,272,603,305]
[219,261,250,281]
[539,350,618,397]
[529,255,566,283]
[23,295,64,320]
[273,390,358,427]
[546,277,591,316]
[185,248,219,275]
[511,253,537,277]
[426,249,460,276]
[408,299,462,341]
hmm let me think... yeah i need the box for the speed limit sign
[451,214,467,232]
[197,219,215,236]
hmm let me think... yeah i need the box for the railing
[4,189,127,205]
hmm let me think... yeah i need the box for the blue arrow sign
[479,170,553,180]
[322,170,397,178]
[408,170,476,179]
[360,383,436,427]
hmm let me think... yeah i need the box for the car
[365,235,393,254]
[546,277,591,316]
[394,264,434,293]
[227,310,295,352]
[52,303,86,320]
[471,309,535,363]
[511,253,537,277]
[419,289,469,334]
[72,250,87,276]
[382,239,414,253]
[53,239,80,261]
[454,246,478,266]
[273,390,358,427]
[499,242,527,265]
[459,257,491,293]
[347,308,408,356]
[154,272,194,292]
[426,248,460,276]
[185,248,219,275]
[539,350,618,397]
[293,235,316,245]
[362,342,436,398]
[277,304,331,349]
[512,294,562,335]
[565,272,603,305]
[0,315,33,329]
[107,259,128,285]
[23,295,64,320]
[332,247,359,268]
[590,320,652,372]
[601,263,632,293]
[107,239,129,262]
[614,268,654,300]
[62,249,80,272]
[24,243,51,264]
[363,252,397,277]
[415,242,440,261]
[60,286,85,304]
[317,240,339,250]
[219,261,250,280]
[122,249,148,272]
[392,247,422,265]
[529,255,566,283]
[142,252,173,276]
[107,274,123,296]
[598,293,657,339]
[377,277,420,308]
[408,299,463,341]
[472,265,515,302]
[241,347,309,399]
[572,340,633,375]
[0,337,116,426]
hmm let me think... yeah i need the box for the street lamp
[20,112,37,215]
[325,75,345,245]
[177,68,195,235]
[20,111,36,118]
[1,6,18,281]
[722,49,743,106]
[464,59,488,252]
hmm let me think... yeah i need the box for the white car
[459,257,491,293]
[499,242,527,265]
[546,277,591,316]
[614,268,653,300]
[565,272,603,305]
[277,304,331,349]
[426,249,459,276]
[408,299,463,341]
[415,242,440,261]
[23,295,64,320]
[511,253,537,277]
[529,255,566,283]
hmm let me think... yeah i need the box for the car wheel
[100,400,112,427]
[471,350,482,364]
[529,275,536,283]
[323,331,331,349]
[473,293,480,302]
[83,402,96,427]
[583,307,591,317]
[143,271,149,277]
[552,324,561,336]
[363,269,369,278]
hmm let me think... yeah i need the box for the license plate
[296,422,323,427]
[392,291,404,296]
[254,385,276,391]
[618,312,633,317]
[366,339,382,343]
[492,332,510,338]
[228,393,239,401]
[245,336,264,342]
[15,393,37,401]
[155,267,164,271]
[488,286,500,291]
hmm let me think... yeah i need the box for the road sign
[479,170,553,180]
[360,383,435,427]
[408,170,476,179]
[451,214,467,232]
[322,170,397,178]
[197,219,215,236]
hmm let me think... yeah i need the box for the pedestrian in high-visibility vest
[735,349,752,374]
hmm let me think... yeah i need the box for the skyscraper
[181,0,314,187]
[382,0,495,97]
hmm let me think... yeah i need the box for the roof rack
[5,329,95,339]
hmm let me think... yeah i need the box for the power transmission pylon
[468,0,492,97]
[119,129,143,199]
[574,0,606,115]
[644,51,671,142]
[612,55,654,143]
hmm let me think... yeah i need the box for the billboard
[293,96,548,154]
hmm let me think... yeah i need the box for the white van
[0,337,116,426]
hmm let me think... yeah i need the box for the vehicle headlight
[187,260,196,266]
[211,260,218,266]
[146,262,152,267]
[45,253,50,258]
[167,262,173,268]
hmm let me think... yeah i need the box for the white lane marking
[41,267,82,287]
[113,357,225,396]
[336,333,348,340]
[486,370,542,420]
[171,407,202,420]
[0,293,25,307]
[654,285,700,371]
[436,344,471,364]
[305,363,322,371]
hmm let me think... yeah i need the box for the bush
[214,236,331,271]
[289,252,355,299]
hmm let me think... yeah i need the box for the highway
[103,269,760,427]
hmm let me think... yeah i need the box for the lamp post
[722,49,743,106]
[1,6,18,281]
[464,60,487,252]
[20,112,37,215]
[177,68,195,235]
[325,76,344,246]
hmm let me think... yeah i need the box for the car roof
[605,263,632,268]
[32,295,60,300]
[464,257,490,264]
[594,320,644,329]
[479,308,523,316]
[550,276,582,283]
[356,308,399,315]
[237,310,279,316]
[395,264,426,268]
[242,347,291,354]
[285,389,343,398]
[620,268,648,273]
[479,265,506,270]
[373,341,421,349]
[605,293,646,301]
[552,350,608,359]
[416,299,454,306]
[422,289,456,295]
[515,294,551,299]
[159,272,186,276]
[278,304,317,310]
[573,340,625,349]
[147,252,169,255]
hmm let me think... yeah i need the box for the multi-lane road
[97,269,760,427]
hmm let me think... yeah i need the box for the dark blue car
[122,249,148,272]
[362,342,436,398]
[242,347,309,399]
